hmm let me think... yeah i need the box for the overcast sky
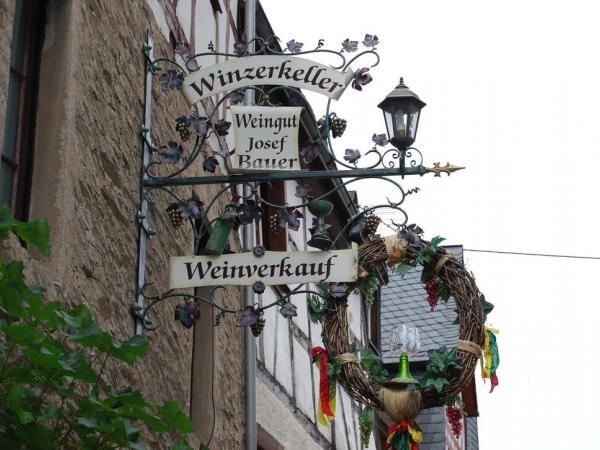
[261,1,600,449]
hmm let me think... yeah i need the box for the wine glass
[388,324,419,384]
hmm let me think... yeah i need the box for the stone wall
[0,1,245,448]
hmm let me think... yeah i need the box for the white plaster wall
[275,308,294,394]
[293,338,316,422]
[260,288,278,374]
[146,0,170,38]
[176,0,193,41]
[347,290,364,343]
[257,378,323,450]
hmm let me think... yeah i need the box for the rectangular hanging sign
[181,55,354,105]
[169,246,358,289]
[230,106,302,172]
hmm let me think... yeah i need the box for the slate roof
[465,416,479,450]
[380,245,463,364]
[415,407,446,450]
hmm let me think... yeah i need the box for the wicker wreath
[321,235,485,419]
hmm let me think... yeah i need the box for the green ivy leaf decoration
[429,236,446,249]
[327,360,342,397]
[419,346,462,393]
[308,294,326,323]
[480,294,494,321]
[395,264,414,276]
[438,282,451,302]
[360,348,388,384]
[420,376,448,393]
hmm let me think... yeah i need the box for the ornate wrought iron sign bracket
[131,32,463,335]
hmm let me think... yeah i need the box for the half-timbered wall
[255,178,377,449]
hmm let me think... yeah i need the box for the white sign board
[230,106,302,172]
[169,246,358,289]
[181,55,354,105]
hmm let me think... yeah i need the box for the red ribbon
[387,420,409,436]
[311,346,334,417]
[490,372,499,392]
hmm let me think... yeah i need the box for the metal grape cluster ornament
[131,31,498,445]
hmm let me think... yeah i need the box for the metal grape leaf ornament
[174,299,200,329]
[158,141,183,163]
[233,41,248,55]
[341,38,359,52]
[399,224,424,248]
[229,89,245,105]
[352,68,373,91]
[214,119,231,136]
[286,39,304,53]
[295,184,312,199]
[372,133,389,146]
[202,155,218,173]
[236,200,263,225]
[279,208,304,231]
[299,142,320,164]
[159,69,184,91]
[174,41,192,61]
[236,306,259,327]
[344,148,361,163]
[181,193,203,219]
[362,34,380,48]
[187,115,211,137]
[279,302,298,319]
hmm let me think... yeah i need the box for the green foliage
[0,204,50,255]
[0,208,194,449]
[355,272,379,306]
[395,263,414,277]
[359,348,388,384]
[419,347,462,393]
[395,236,446,275]
[327,360,341,397]
[438,282,451,303]
[443,393,464,408]
[415,236,446,266]
[358,408,374,447]
[307,294,326,323]
[316,282,329,295]
[480,294,494,322]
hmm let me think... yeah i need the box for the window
[1,0,46,220]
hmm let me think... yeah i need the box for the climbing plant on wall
[0,205,195,450]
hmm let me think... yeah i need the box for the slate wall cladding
[0,1,245,448]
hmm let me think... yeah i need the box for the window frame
[1,0,47,221]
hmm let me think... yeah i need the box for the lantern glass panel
[383,102,421,148]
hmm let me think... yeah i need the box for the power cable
[377,218,600,260]
[463,249,600,260]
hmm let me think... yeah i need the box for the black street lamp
[378,78,426,150]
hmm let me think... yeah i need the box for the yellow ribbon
[317,394,336,426]
[408,426,423,444]
[481,326,499,379]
